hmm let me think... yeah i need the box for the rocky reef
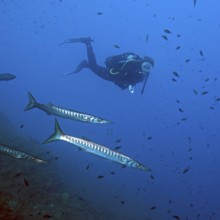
[0,111,98,220]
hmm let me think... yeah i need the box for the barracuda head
[94,118,112,124]
[135,162,152,171]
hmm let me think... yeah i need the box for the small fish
[146,34,149,42]
[114,146,122,150]
[176,34,181,37]
[110,171,115,175]
[86,164,90,170]
[24,92,111,124]
[20,124,24,128]
[178,108,184,112]
[43,214,53,219]
[204,78,209,82]
[181,117,187,121]
[115,139,121,143]
[176,99,180,103]
[188,136,191,143]
[173,216,180,220]
[215,97,220,102]
[185,59,190,63]
[44,119,151,171]
[81,136,91,141]
[201,91,208,95]
[97,12,103,15]
[150,175,154,179]
[0,73,16,81]
[14,173,21,177]
[209,106,214,110]
[23,178,29,187]
[0,143,47,163]
[182,167,190,174]
[120,201,125,204]
[193,89,198,95]
[150,206,156,210]
[176,46,181,50]
[168,199,173,204]
[172,78,177,82]
[164,29,171,34]
[162,35,168,41]
[97,175,104,179]
[199,50,204,56]
[193,0,197,7]
[113,44,120,49]
[172,71,180,77]
[147,136,152,140]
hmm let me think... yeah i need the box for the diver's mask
[141,62,153,74]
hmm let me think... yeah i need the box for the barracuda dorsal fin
[43,118,64,144]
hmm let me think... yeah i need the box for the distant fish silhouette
[0,73,16,81]
[193,0,197,7]
[0,143,47,163]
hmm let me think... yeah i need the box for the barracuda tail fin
[43,119,64,144]
[24,92,38,111]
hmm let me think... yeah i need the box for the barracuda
[44,119,151,171]
[24,92,111,124]
[0,143,47,163]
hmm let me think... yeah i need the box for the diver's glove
[128,85,135,94]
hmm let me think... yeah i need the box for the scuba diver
[62,37,154,94]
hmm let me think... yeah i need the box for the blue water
[1,0,220,219]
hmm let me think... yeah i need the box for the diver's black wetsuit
[85,42,111,81]
[78,40,146,89]
[66,37,153,91]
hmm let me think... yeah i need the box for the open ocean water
[0,0,220,219]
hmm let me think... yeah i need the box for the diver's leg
[85,42,97,67]
[61,36,98,68]
[62,37,111,81]
[73,60,89,73]
[85,43,112,80]
[63,60,88,76]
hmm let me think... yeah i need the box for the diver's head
[141,62,152,74]
[141,56,154,74]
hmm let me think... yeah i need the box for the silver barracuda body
[24,92,111,124]
[44,119,151,171]
[0,143,47,163]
